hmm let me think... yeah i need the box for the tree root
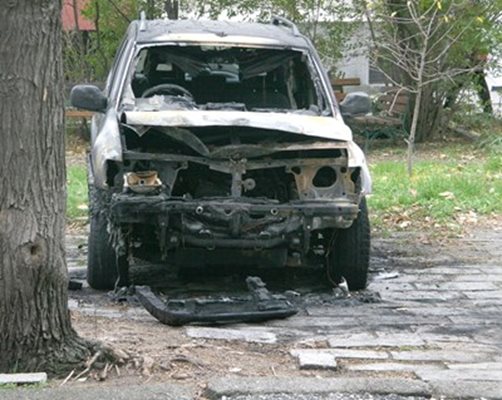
[16,335,126,379]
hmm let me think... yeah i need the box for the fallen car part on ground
[135,276,298,326]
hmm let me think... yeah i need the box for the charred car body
[71,16,372,291]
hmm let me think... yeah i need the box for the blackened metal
[68,280,83,290]
[135,277,298,326]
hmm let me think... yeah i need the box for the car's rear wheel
[327,197,370,291]
[87,185,118,290]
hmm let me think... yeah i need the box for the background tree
[79,0,360,81]
[188,0,360,69]
[364,0,501,174]
[0,0,94,373]
[79,0,140,81]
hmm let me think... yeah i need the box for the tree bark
[0,0,91,374]
[165,0,179,19]
[414,84,444,143]
[407,88,422,176]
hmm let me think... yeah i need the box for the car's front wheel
[327,197,370,291]
[87,185,119,290]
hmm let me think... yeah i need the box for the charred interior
[127,45,323,113]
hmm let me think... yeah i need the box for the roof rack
[139,11,147,31]
[271,15,300,36]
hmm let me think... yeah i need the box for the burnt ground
[60,218,502,400]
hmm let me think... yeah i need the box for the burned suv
[71,16,372,291]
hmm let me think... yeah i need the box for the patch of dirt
[70,313,298,385]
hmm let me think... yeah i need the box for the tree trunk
[0,0,91,374]
[165,0,179,19]
[412,84,444,143]
[473,70,493,115]
[407,88,422,176]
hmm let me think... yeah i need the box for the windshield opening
[125,45,323,114]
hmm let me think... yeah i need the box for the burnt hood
[122,110,353,142]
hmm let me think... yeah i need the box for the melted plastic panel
[135,276,298,326]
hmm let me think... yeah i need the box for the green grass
[67,165,88,220]
[368,150,502,234]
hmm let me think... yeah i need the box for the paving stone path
[66,230,502,399]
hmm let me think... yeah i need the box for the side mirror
[339,92,371,117]
[70,85,108,113]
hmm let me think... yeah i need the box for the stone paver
[206,377,431,398]
[0,373,47,385]
[186,327,277,344]
[414,281,499,291]
[390,349,495,363]
[0,383,194,400]
[66,230,502,400]
[416,368,502,382]
[346,362,444,373]
[292,350,337,370]
[226,395,429,400]
[378,290,465,301]
[429,379,502,399]
[291,349,389,361]
[327,332,425,348]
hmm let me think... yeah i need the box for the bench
[331,77,361,102]
[349,88,410,149]
[65,109,94,119]
[65,108,94,140]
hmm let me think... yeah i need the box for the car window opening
[129,45,320,114]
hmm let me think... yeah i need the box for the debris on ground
[135,276,298,326]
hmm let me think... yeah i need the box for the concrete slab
[346,362,444,373]
[185,327,277,344]
[0,373,47,385]
[0,383,194,400]
[327,332,425,348]
[414,281,499,291]
[381,290,464,301]
[391,349,495,363]
[446,362,502,370]
[463,291,502,299]
[265,317,360,328]
[205,377,431,398]
[430,379,502,400]
[291,350,337,370]
[416,368,502,382]
[422,267,483,274]
[368,282,417,292]
[291,349,389,361]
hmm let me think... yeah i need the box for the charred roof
[133,19,312,49]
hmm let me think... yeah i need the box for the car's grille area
[171,163,297,202]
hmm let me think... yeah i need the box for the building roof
[62,0,95,32]
[135,19,311,49]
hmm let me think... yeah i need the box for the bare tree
[0,0,95,373]
[365,0,492,175]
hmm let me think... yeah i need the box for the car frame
[71,15,372,291]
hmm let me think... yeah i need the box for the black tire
[327,197,370,291]
[87,185,118,290]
